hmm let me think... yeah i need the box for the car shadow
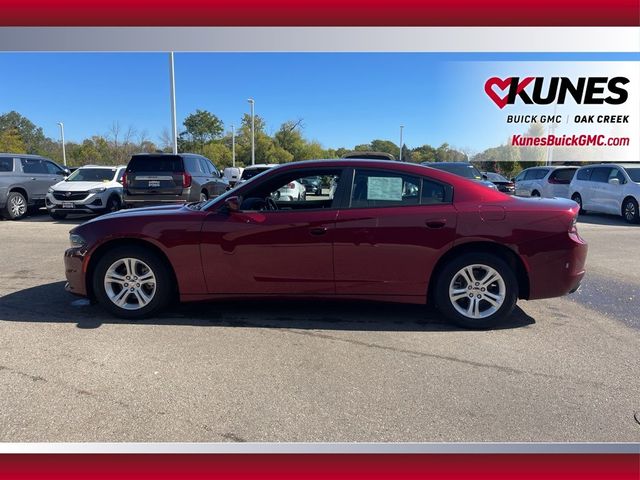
[0,281,536,332]
[577,213,639,227]
[15,208,94,225]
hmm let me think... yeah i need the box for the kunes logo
[484,77,630,109]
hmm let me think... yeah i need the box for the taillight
[121,172,127,187]
[569,215,578,233]
[182,172,192,188]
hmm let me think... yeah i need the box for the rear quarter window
[128,155,183,172]
[0,157,13,172]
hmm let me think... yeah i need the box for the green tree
[0,128,26,153]
[180,110,224,152]
[370,139,400,159]
[0,111,47,154]
[202,142,233,169]
[274,120,307,160]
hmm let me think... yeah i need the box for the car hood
[52,181,118,191]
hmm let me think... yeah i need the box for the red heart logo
[485,77,534,109]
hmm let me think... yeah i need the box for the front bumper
[64,247,88,297]
[46,192,106,214]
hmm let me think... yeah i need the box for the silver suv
[0,154,68,220]
[46,165,126,219]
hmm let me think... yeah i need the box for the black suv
[123,153,229,208]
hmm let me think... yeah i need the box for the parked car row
[512,164,640,223]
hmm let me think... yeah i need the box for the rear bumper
[64,247,88,297]
[124,193,191,208]
[526,232,588,300]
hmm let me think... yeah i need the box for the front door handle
[309,227,328,236]
[31,177,37,181]
[425,219,447,229]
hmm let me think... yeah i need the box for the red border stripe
[0,0,638,26]
[0,454,638,479]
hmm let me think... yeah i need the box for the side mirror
[608,178,620,186]
[224,196,241,212]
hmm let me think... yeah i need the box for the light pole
[57,122,67,166]
[247,98,255,165]
[169,52,178,154]
[231,124,236,167]
[399,125,404,162]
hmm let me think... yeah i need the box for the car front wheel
[93,246,172,319]
[435,253,518,329]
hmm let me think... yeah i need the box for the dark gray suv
[122,153,229,208]
[0,154,68,220]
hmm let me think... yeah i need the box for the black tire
[105,195,121,214]
[531,190,540,197]
[2,191,28,220]
[434,252,518,329]
[92,245,173,319]
[49,211,67,220]
[622,197,639,224]
[571,193,586,215]
[199,191,209,202]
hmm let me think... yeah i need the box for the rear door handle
[309,227,328,236]
[425,219,447,229]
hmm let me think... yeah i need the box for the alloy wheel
[9,195,26,218]
[624,200,637,222]
[448,264,506,319]
[103,258,157,310]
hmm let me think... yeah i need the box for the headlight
[89,187,107,193]
[69,233,86,248]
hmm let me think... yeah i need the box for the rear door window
[21,158,48,174]
[350,169,421,208]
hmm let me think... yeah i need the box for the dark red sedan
[64,160,587,329]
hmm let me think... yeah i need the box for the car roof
[577,163,639,169]
[0,153,50,159]
[244,163,278,170]
[78,164,127,169]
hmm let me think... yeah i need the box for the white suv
[46,165,126,219]
[514,166,578,198]
[569,163,640,223]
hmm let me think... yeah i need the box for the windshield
[623,167,640,183]
[66,168,117,182]
[241,167,272,180]
[430,163,482,180]
[485,172,509,182]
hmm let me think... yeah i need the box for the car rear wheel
[571,193,586,214]
[622,197,639,224]
[435,253,517,329]
[199,191,208,202]
[93,246,172,319]
[3,191,28,220]
[531,190,540,197]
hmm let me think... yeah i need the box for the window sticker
[367,176,403,201]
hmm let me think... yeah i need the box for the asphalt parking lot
[0,210,638,442]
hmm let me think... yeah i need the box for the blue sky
[0,52,637,154]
